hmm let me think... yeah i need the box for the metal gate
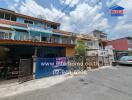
[18,58,33,83]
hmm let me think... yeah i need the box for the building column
[33,47,38,79]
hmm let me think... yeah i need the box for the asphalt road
[1,65,132,100]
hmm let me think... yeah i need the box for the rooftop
[0,8,60,26]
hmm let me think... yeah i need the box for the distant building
[106,37,132,51]
[89,30,107,41]
[106,37,132,60]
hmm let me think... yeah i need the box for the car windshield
[120,56,132,61]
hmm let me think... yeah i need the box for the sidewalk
[0,74,73,98]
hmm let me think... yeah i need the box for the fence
[67,55,111,71]
[18,58,33,83]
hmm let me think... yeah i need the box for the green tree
[75,40,86,56]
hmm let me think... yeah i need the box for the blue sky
[0,0,132,39]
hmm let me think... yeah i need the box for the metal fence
[67,55,111,71]
[18,58,33,83]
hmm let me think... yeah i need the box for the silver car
[118,56,132,65]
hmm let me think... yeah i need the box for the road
[1,66,132,100]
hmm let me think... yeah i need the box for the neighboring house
[83,31,114,66]
[106,37,132,51]
[76,34,101,56]
[105,37,132,60]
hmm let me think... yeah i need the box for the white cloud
[8,0,65,21]
[4,0,111,38]
[60,2,109,33]
[60,0,81,7]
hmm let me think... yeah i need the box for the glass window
[11,15,16,21]
[24,20,33,24]
[4,33,10,39]
[0,12,4,19]
[5,14,11,20]
[0,32,4,39]
[42,37,47,41]
[0,32,12,39]
[51,25,57,29]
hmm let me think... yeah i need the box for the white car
[118,56,132,65]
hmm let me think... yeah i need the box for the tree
[75,40,87,70]
[75,40,86,56]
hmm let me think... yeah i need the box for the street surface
[1,65,132,100]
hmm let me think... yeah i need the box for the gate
[18,58,33,83]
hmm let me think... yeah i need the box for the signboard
[109,5,124,16]
[35,57,67,79]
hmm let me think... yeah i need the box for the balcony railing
[0,19,27,28]
[27,24,53,32]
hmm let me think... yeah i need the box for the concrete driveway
[1,66,132,100]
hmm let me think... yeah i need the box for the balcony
[0,19,27,28]
[28,24,53,34]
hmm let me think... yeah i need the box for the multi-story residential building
[0,8,75,58]
[0,8,76,80]
[82,31,114,66]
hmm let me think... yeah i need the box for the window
[5,13,11,20]
[24,20,33,24]
[11,15,16,21]
[0,32,4,39]
[4,33,9,39]
[87,41,93,46]
[42,37,47,41]
[51,25,57,29]
[0,12,4,19]
[0,32,12,39]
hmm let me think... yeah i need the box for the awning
[10,26,28,31]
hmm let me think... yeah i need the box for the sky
[0,0,132,39]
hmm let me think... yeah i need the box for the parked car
[118,56,132,65]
